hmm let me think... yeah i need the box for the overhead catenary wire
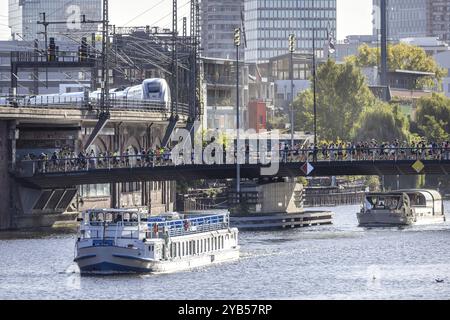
[157,0,191,31]
[5,0,198,110]
[61,33,144,81]
[121,0,167,27]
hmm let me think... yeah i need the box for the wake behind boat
[74,209,239,274]
[357,189,446,227]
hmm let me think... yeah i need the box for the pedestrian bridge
[13,152,450,189]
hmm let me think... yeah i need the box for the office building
[373,0,450,41]
[200,0,245,60]
[427,1,450,41]
[8,0,102,42]
[244,0,337,63]
[203,57,249,130]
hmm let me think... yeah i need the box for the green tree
[351,43,446,90]
[267,112,289,131]
[414,93,450,141]
[364,176,381,192]
[351,102,411,142]
[294,59,376,141]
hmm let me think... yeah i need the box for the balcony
[205,75,246,87]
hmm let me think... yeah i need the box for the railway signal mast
[99,0,110,119]
[234,27,241,198]
[83,0,111,150]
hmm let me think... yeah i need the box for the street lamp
[312,28,317,161]
[288,33,296,148]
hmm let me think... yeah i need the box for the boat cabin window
[366,196,402,210]
[407,194,426,206]
[87,211,140,224]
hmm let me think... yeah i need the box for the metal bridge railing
[0,95,190,116]
[10,51,88,64]
[14,147,450,176]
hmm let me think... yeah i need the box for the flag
[327,23,336,54]
[327,25,336,55]
[240,10,247,48]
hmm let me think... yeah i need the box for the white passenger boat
[74,209,239,274]
[357,189,446,227]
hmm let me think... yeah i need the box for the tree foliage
[349,43,446,89]
[351,102,411,142]
[294,59,376,141]
[415,93,450,141]
[267,112,289,131]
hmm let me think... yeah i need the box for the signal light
[234,28,241,47]
[288,34,296,53]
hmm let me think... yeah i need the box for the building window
[79,184,110,198]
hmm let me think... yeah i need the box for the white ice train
[26,78,171,109]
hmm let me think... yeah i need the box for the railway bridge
[0,100,193,230]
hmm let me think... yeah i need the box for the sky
[0,0,373,41]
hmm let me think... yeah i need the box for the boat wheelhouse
[357,189,446,227]
[74,209,239,274]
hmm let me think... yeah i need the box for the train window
[147,85,160,93]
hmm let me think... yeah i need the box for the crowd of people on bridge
[22,145,174,171]
[20,138,450,173]
[285,139,450,162]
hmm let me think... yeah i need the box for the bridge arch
[123,136,141,154]
[151,127,163,149]
[86,137,108,156]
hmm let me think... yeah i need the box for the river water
[1,203,450,300]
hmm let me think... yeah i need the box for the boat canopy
[365,190,443,214]
[398,189,443,214]
[398,189,442,202]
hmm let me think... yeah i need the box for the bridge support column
[0,120,18,230]
[111,183,121,209]
[110,123,121,209]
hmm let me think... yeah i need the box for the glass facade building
[373,0,428,40]
[373,0,450,41]
[201,0,245,60]
[244,0,337,63]
[427,0,450,41]
[8,0,102,42]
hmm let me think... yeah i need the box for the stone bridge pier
[0,119,177,231]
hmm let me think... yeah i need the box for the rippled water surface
[1,202,450,299]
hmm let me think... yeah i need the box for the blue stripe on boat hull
[79,262,152,274]
[73,254,96,262]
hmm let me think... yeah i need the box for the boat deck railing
[146,214,229,239]
[79,214,230,241]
